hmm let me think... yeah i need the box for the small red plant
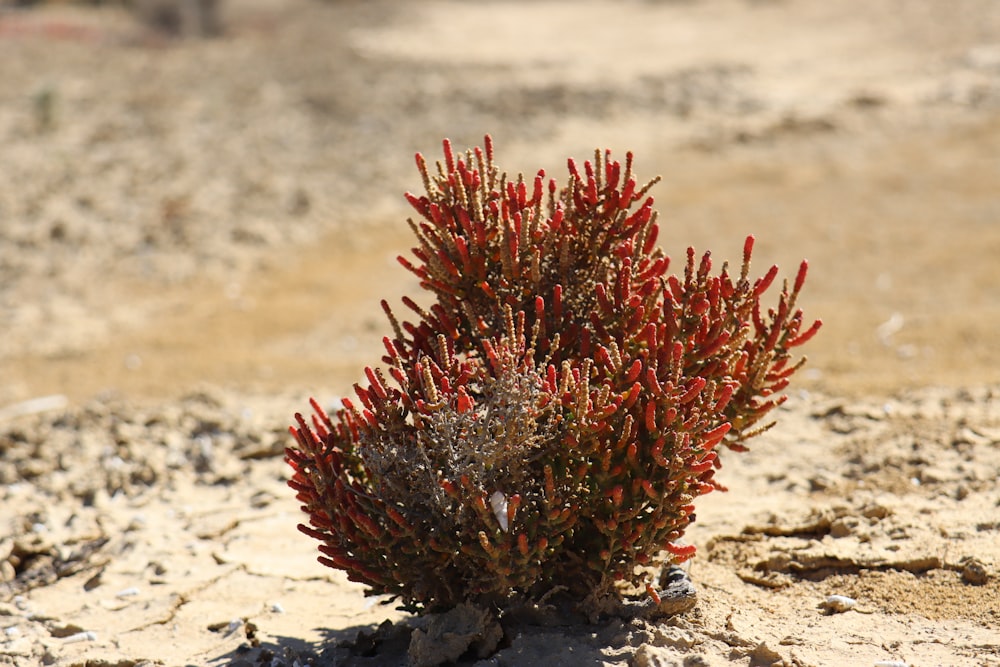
[286,137,820,613]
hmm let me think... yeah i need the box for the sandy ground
[1,1,999,665]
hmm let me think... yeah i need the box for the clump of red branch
[286,137,821,614]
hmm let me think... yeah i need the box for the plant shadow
[207,620,414,667]
[204,613,621,666]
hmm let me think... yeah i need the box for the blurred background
[1,0,999,406]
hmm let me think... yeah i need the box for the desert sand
[1,1,999,665]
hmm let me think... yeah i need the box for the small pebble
[4,626,21,638]
[63,631,97,644]
[270,602,285,614]
[961,558,989,586]
[820,594,857,613]
[489,491,509,532]
[116,587,140,598]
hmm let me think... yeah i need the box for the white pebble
[4,626,21,638]
[63,631,97,644]
[489,491,509,532]
[821,594,857,613]
[225,618,243,635]
[0,394,67,420]
[116,587,140,598]
[270,602,285,614]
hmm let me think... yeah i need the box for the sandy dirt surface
[1,1,999,665]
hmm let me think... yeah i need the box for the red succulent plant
[286,136,820,613]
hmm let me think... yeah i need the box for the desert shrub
[286,137,820,613]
